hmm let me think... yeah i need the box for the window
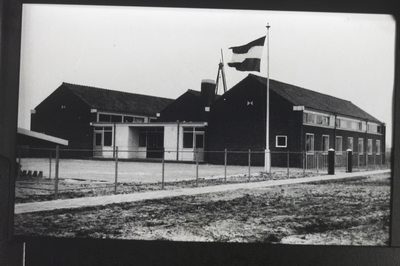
[358,138,364,154]
[303,113,329,126]
[276,136,287,148]
[316,115,330,126]
[303,113,316,124]
[347,137,353,151]
[111,115,122,122]
[195,134,204,148]
[183,128,194,148]
[366,124,382,134]
[98,114,111,122]
[335,136,342,154]
[368,139,373,155]
[133,117,145,123]
[376,140,381,155]
[139,130,147,147]
[305,134,314,153]
[183,127,205,149]
[94,127,113,147]
[322,135,329,152]
[124,116,134,122]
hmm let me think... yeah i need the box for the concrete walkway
[14,169,390,214]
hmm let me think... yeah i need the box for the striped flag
[228,36,266,72]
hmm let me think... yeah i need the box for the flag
[228,36,265,72]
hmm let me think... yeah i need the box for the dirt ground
[14,173,390,246]
[14,171,318,203]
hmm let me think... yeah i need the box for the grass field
[14,173,390,245]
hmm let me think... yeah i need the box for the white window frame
[358,138,364,155]
[368,139,373,155]
[183,127,205,149]
[347,137,354,151]
[276,135,287,148]
[94,126,113,147]
[376,140,381,155]
[305,133,314,154]
[322,135,329,154]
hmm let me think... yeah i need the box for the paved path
[14,169,390,214]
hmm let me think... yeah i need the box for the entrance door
[93,127,113,158]
[146,132,164,158]
[194,133,204,161]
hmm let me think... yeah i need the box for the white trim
[275,135,287,148]
[305,133,314,154]
[303,109,331,117]
[17,128,68,146]
[293,106,304,111]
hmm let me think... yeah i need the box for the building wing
[248,74,382,123]
[62,83,174,116]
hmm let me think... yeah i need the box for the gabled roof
[157,89,220,122]
[61,82,174,116]
[248,74,382,123]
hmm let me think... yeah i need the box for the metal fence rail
[15,147,390,201]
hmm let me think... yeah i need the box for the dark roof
[62,82,174,116]
[248,74,382,123]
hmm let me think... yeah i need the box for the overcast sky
[18,4,396,146]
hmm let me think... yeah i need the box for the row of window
[303,113,331,126]
[303,112,382,134]
[98,113,145,123]
[305,134,381,155]
[94,126,205,149]
[94,127,113,146]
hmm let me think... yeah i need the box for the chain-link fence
[15,146,390,202]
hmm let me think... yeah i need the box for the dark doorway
[146,128,164,159]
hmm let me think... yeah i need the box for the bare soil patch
[15,171,316,203]
[14,173,390,245]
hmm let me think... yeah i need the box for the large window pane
[183,132,193,148]
[95,133,102,146]
[104,132,112,146]
[195,134,204,148]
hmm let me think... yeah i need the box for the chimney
[201,79,216,106]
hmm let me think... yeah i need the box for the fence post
[373,152,376,170]
[287,150,289,178]
[17,148,21,179]
[316,151,319,175]
[224,148,227,182]
[162,148,165,189]
[248,149,251,181]
[49,150,52,179]
[328,148,335,175]
[114,146,118,194]
[196,149,199,187]
[54,145,59,200]
[302,152,306,177]
[358,152,360,171]
[346,149,353,173]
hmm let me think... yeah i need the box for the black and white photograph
[13,4,395,246]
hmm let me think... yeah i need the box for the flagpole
[265,23,271,173]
